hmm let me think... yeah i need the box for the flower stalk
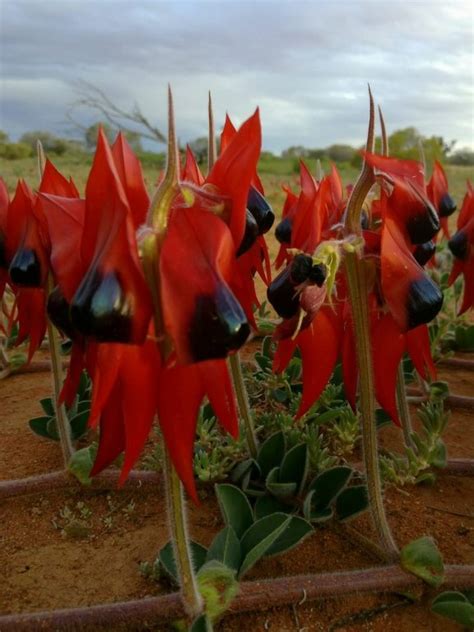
[343,89,399,561]
[142,87,204,623]
[37,140,75,466]
[207,92,259,460]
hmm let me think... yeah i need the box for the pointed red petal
[112,133,150,228]
[90,386,126,476]
[405,324,436,381]
[372,314,405,426]
[207,110,261,247]
[183,146,205,185]
[157,365,204,503]
[199,360,239,438]
[296,306,341,418]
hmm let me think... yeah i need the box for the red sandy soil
[0,354,473,631]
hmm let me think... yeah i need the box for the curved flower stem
[142,87,204,624]
[344,254,398,561]
[396,364,414,449]
[229,353,259,459]
[36,141,74,465]
[343,87,398,561]
[207,93,258,462]
[46,276,75,466]
[163,448,203,620]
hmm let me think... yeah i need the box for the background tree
[68,80,165,146]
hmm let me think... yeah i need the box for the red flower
[449,181,474,313]
[427,160,456,239]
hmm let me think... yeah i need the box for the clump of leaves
[193,406,247,483]
[380,401,449,486]
[29,371,91,442]
[431,590,474,628]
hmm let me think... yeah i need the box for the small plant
[431,590,474,627]
[28,371,91,442]
[380,401,449,486]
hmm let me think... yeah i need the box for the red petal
[405,325,436,381]
[372,314,405,426]
[112,133,150,228]
[296,306,341,418]
[199,360,238,438]
[157,365,204,503]
[183,146,205,185]
[90,386,126,476]
[207,110,261,247]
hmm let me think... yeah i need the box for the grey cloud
[1,0,473,152]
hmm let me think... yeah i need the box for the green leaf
[254,495,290,519]
[279,443,308,491]
[40,397,55,416]
[206,526,241,573]
[239,513,290,577]
[430,439,447,469]
[46,417,60,441]
[303,491,334,522]
[77,399,92,414]
[429,381,449,401]
[455,324,474,351]
[309,466,353,511]
[158,541,207,586]
[230,458,259,485]
[257,431,286,478]
[335,485,369,521]
[68,444,97,485]
[28,416,55,440]
[70,410,90,441]
[401,536,444,588]
[265,466,297,498]
[189,615,211,632]
[215,484,254,538]
[432,592,474,627]
[265,516,313,556]
[262,336,273,359]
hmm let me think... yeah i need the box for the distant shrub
[0,142,33,160]
[448,149,474,166]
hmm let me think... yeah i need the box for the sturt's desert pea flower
[449,181,474,314]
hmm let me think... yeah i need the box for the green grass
[1,152,472,217]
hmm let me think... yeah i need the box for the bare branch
[68,80,166,144]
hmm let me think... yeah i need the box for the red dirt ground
[1,354,473,631]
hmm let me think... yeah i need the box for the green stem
[163,448,203,620]
[344,253,399,561]
[46,276,75,466]
[229,353,259,459]
[396,364,414,449]
[141,87,204,624]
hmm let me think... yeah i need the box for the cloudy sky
[1,0,473,153]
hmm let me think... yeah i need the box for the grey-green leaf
[335,485,369,521]
[265,516,313,556]
[158,541,208,585]
[279,443,308,491]
[401,536,444,588]
[257,431,286,478]
[309,466,353,511]
[215,484,254,538]
[239,513,290,577]
[206,526,241,573]
[255,495,291,519]
[266,466,297,498]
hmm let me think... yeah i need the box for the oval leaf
[255,495,290,519]
[159,540,208,586]
[265,466,297,498]
[257,431,286,478]
[309,466,353,511]
[265,515,313,556]
[401,536,444,588]
[29,416,55,440]
[206,526,241,572]
[279,443,308,491]
[335,485,369,521]
[215,484,254,538]
[239,513,290,577]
